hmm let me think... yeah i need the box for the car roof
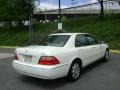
[51,33,89,36]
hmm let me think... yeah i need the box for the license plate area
[23,55,32,63]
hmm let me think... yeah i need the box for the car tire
[67,60,81,82]
[103,49,110,62]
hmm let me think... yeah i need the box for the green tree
[0,0,9,21]
[0,0,34,28]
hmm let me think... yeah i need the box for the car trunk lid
[15,45,60,65]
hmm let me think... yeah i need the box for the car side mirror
[99,41,104,44]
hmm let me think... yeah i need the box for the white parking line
[0,53,13,59]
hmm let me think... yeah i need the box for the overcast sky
[35,0,98,10]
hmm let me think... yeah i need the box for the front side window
[75,35,88,47]
[40,35,70,47]
[86,35,99,45]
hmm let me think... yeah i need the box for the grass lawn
[0,14,120,50]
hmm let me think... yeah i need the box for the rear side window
[75,35,88,47]
[86,35,99,45]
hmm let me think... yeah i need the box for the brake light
[38,56,60,65]
[14,52,18,60]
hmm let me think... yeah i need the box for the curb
[110,50,120,54]
[0,46,19,49]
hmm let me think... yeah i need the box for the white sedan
[13,33,109,81]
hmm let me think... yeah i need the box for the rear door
[85,35,102,62]
[75,34,94,66]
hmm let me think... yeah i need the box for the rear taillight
[38,56,60,65]
[14,52,18,60]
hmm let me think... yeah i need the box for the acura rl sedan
[13,33,109,81]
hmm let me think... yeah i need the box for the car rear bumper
[12,60,69,79]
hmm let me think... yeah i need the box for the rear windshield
[40,35,71,47]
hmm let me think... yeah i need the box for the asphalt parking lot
[0,48,120,90]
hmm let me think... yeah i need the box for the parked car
[13,33,109,81]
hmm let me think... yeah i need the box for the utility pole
[58,0,62,32]
[28,13,33,44]
[58,0,61,23]
[26,0,34,44]
[10,0,13,28]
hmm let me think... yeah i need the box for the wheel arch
[106,48,109,51]
[70,58,83,68]
[105,47,109,55]
[66,58,83,81]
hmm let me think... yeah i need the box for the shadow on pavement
[81,60,105,76]
[18,59,108,89]
[19,75,68,89]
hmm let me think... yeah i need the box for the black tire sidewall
[104,49,110,61]
[67,61,81,82]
